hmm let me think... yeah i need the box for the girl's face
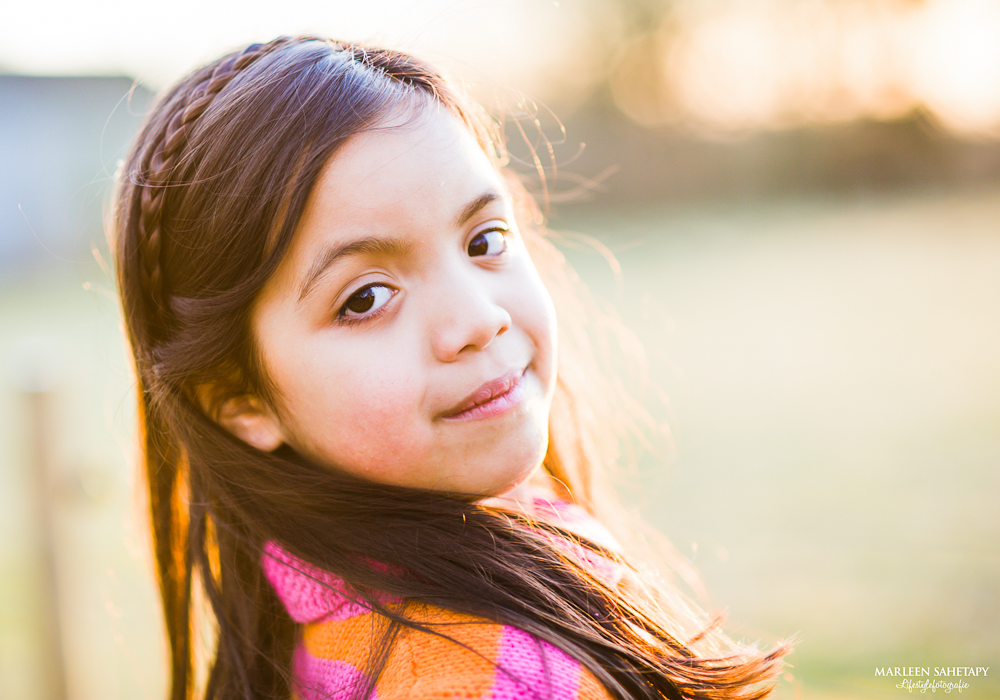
[244,105,557,497]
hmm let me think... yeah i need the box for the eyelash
[468,224,510,257]
[333,223,511,327]
[334,283,396,326]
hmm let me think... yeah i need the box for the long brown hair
[113,36,789,700]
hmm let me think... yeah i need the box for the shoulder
[262,544,612,698]
[295,603,615,700]
[262,504,621,700]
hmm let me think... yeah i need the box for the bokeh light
[905,0,1000,134]
[608,0,1000,137]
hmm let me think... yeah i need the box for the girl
[113,36,790,700]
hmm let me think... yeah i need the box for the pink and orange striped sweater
[262,498,621,700]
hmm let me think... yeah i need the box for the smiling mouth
[441,368,527,421]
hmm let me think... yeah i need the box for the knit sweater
[262,498,621,700]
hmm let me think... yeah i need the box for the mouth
[441,368,527,421]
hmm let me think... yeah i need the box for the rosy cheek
[347,366,418,420]
[335,370,424,471]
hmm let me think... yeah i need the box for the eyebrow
[296,190,505,304]
[455,191,500,227]
[298,236,412,303]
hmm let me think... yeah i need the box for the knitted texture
[263,499,620,700]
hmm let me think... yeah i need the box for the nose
[429,269,511,362]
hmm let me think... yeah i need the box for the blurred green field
[2,186,998,699]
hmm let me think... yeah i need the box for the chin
[495,463,541,497]
[488,434,549,497]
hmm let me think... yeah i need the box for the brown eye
[340,284,394,318]
[468,228,507,257]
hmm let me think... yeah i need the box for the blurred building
[0,76,151,273]
[536,107,1000,210]
[5,66,1000,274]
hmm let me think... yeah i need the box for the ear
[214,393,286,453]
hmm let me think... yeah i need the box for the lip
[441,368,527,421]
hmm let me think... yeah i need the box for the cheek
[513,266,558,386]
[282,348,428,473]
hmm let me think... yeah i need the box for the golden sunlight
[611,0,1000,137]
[905,0,1000,134]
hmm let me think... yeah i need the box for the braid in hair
[133,37,299,333]
[114,38,471,699]
[128,37,459,340]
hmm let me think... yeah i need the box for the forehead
[259,106,505,298]
[308,106,497,223]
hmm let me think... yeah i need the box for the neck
[478,467,564,515]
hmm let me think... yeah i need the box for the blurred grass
[556,185,1000,698]
[0,262,165,700]
[1,185,998,698]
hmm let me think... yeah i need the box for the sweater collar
[262,497,623,624]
